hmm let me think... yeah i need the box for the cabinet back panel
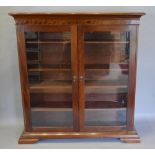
[40,44,71,65]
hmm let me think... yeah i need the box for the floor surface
[0,117,155,149]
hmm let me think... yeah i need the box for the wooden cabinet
[10,12,145,144]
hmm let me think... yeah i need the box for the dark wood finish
[18,129,140,144]
[18,138,39,144]
[10,12,144,144]
[71,24,79,131]
[78,26,85,131]
[127,26,138,130]
[16,25,32,131]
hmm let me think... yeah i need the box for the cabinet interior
[25,31,129,127]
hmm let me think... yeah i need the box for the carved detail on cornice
[15,18,77,25]
[77,19,139,25]
[14,17,139,25]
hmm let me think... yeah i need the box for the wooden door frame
[16,25,79,132]
[78,25,138,132]
[16,25,32,131]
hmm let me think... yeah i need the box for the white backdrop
[0,6,155,126]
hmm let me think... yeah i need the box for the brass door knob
[79,76,84,81]
[73,75,77,82]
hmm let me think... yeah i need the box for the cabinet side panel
[127,26,138,130]
[16,25,31,131]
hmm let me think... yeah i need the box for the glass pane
[25,32,73,128]
[84,31,129,127]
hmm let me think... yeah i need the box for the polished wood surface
[10,12,144,144]
[9,12,145,26]
[16,25,32,131]
[9,12,145,18]
[18,129,140,144]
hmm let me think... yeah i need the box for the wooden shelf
[31,101,126,109]
[85,80,128,93]
[85,85,127,93]
[27,63,128,72]
[31,101,127,108]
[26,40,128,44]
[85,107,126,110]
[85,101,126,109]
[26,40,71,44]
[30,80,128,93]
[85,41,129,44]
[85,121,126,127]
[28,67,128,72]
[27,63,128,68]
[86,68,128,71]
[31,107,72,112]
[85,63,128,69]
[28,68,71,72]
[30,80,72,93]
[27,60,40,64]
[26,49,40,52]
[86,80,127,86]
[31,107,126,112]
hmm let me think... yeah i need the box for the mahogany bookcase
[10,12,145,144]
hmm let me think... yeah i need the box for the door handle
[79,76,84,81]
[73,75,77,82]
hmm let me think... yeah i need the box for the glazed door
[78,25,137,131]
[22,25,78,131]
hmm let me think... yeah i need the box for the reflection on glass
[84,31,130,126]
[25,32,73,128]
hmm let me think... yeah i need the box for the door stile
[16,25,32,131]
[78,27,85,131]
[71,24,80,131]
